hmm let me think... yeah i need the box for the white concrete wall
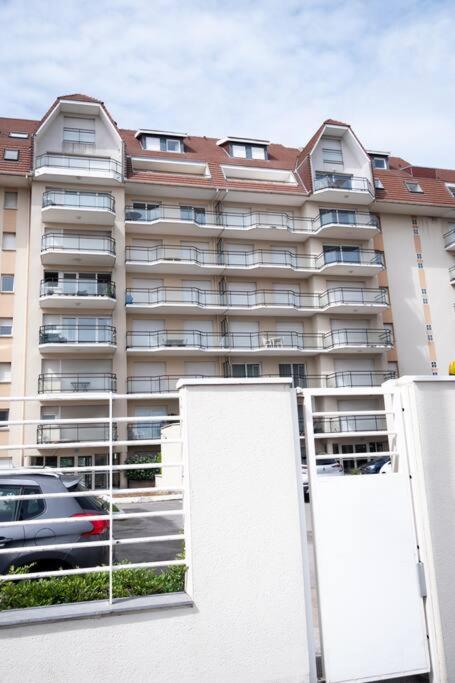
[0,378,314,683]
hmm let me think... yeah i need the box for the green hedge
[0,563,185,611]
[124,452,161,481]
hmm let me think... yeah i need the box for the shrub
[124,452,161,481]
[0,562,185,611]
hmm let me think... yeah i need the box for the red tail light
[71,512,109,537]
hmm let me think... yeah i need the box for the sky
[0,0,454,167]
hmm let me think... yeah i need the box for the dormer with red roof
[33,94,124,185]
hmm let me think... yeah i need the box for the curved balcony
[125,245,385,278]
[40,279,116,309]
[313,174,374,205]
[37,422,117,445]
[39,324,117,354]
[126,328,392,357]
[325,370,396,388]
[38,372,117,396]
[443,226,455,251]
[42,190,115,225]
[35,153,122,184]
[41,232,116,266]
[125,286,389,316]
[124,205,379,241]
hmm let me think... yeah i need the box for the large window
[278,363,306,387]
[323,245,360,264]
[231,363,261,378]
[321,138,343,164]
[230,143,267,160]
[180,206,206,224]
[63,128,95,144]
[142,136,183,153]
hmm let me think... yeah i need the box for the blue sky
[1,0,454,166]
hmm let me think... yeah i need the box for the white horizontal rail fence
[298,385,430,682]
[0,393,186,608]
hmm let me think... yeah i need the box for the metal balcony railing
[41,232,116,255]
[443,226,455,248]
[40,279,116,299]
[38,373,117,394]
[42,190,115,212]
[37,422,117,444]
[124,205,379,235]
[313,415,387,434]
[125,245,385,270]
[39,324,117,345]
[35,154,122,180]
[126,328,392,351]
[125,286,389,310]
[313,175,374,194]
[325,371,396,388]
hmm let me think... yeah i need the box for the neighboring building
[0,94,454,476]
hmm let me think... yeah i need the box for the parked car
[0,469,109,575]
[301,458,344,497]
[359,457,390,475]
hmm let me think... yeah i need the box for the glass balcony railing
[126,328,392,351]
[127,423,164,440]
[42,190,115,212]
[38,373,117,394]
[125,245,384,271]
[325,371,396,388]
[40,280,116,299]
[41,232,116,255]
[124,205,379,235]
[313,415,387,434]
[35,154,122,180]
[37,423,117,444]
[443,226,455,248]
[313,175,374,194]
[39,325,116,345]
[125,286,388,310]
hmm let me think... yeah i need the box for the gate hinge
[417,561,427,598]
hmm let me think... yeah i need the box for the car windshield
[318,459,338,466]
[68,482,107,512]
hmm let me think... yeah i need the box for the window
[374,178,384,190]
[0,484,20,521]
[418,263,423,269]
[279,363,307,388]
[323,244,360,264]
[180,206,206,224]
[431,361,437,369]
[427,334,434,341]
[372,157,388,169]
[2,233,16,250]
[0,409,9,429]
[230,143,267,160]
[1,275,14,292]
[405,181,423,193]
[143,136,183,153]
[4,192,17,209]
[0,363,11,382]
[416,253,422,259]
[3,149,19,161]
[421,288,427,294]
[0,319,12,336]
[321,138,343,164]
[8,132,28,139]
[19,486,45,520]
[231,363,260,378]
[423,297,428,304]
[63,127,95,144]
[446,184,455,198]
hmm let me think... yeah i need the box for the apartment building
[0,93,454,477]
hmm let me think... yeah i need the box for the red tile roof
[0,95,454,208]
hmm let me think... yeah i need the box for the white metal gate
[300,385,430,683]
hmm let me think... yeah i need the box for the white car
[301,458,344,496]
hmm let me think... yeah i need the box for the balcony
[39,279,116,309]
[42,190,116,225]
[124,205,379,241]
[35,153,122,184]
[41,233,116,266]
[126,328,392,357]
[127,423,163,441]
[313,415,387,435]
[450,266,455,285]
[313,174,374,205]
[325,371,396,388]
[39,324,116,354]
[125,286,389,316]
[125,245,385,278]
[443,226,455,251]
[37,422,117,445]
[38,372,117,396]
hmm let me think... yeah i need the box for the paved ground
[114,499,184,565]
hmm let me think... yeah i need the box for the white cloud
[0,0,454,166]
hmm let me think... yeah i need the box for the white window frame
[3,192,18,209]
[2,233,16,251]
[3,149,19,161]
[372,157,387,170]
[374,178,384,190]
[405,181,423,194]
[0,318,13,336]
[8,132,28,139]
[0,363,12,383]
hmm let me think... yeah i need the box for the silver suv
[0,470,109,575]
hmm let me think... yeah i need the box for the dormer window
[372,156,388,170]
[374,178,384,190]
[142,136,183,153]
[405,181,423,194]
[446,184,455,199]
[3,149,19,161]
[321,137,343,164]
[230,143,267,160]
